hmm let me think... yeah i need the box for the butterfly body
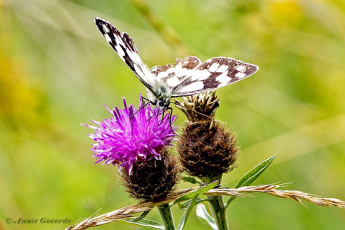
[147,83,171,109]
[94,18,259,110]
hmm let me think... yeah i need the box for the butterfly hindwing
[151,56,202,89]
[194,57,258,93]
[151,56,259,97]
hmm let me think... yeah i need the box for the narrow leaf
[132,210,151,222]
[196,204,217,230]
[196,198,209,204]
[172,180,219,206]
[121,218,164,229]
[177,195,198,230]
[226,155,275,207]
[179,200,190,210]
[179,198,208,209]
[235,155,275,188]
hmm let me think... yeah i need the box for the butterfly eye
[158,100,170,108]
[159,100,165,107]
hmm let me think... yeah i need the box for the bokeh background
[1,0,345,229]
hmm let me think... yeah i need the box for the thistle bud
[175,92,238,180]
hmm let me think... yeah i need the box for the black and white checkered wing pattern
[94,18,156,92]
[95,17,259,108]
[151,56,259,97]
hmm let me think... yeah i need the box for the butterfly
[94,17,259,110]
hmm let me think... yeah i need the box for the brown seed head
[177,121,238,179]
[121,148,181,202]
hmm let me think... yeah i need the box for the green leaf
[235,155,275,188]
[132,210,151,222]
[177,201,185,210]
[179,198,208,209]
[195,198,209,204]
[177,195,198,230]
[179,200,189,210]
[172,180,219,206]
[196,204,217,230]
[181,176,200,184]
[226,155,275,208]
[121,218,164,229]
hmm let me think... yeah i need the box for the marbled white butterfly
[95,18,259,110]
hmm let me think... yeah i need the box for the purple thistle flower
[84,96,177,173]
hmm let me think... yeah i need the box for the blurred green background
[1,0,345,229]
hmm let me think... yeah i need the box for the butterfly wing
[95,18,259,103]
[151,56,258,97]
[94,18,156,93]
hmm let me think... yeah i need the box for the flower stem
[202,176,228,230]
[157,203,175,230]
[207,195,229,230]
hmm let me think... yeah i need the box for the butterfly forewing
[94,18,156,92]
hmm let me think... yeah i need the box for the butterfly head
[157,97,170,110]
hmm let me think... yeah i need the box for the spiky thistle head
[84,96,180,202]
[84,96,177,173]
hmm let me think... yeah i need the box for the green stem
[208,195,229,230]
[202,176,228,230]
[157,203,175,230]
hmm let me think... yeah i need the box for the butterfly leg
[166,107,179,135]
[140,96,161,122]
[159,106,174,128]
[130,97,152,119]
[141,96,155,105]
